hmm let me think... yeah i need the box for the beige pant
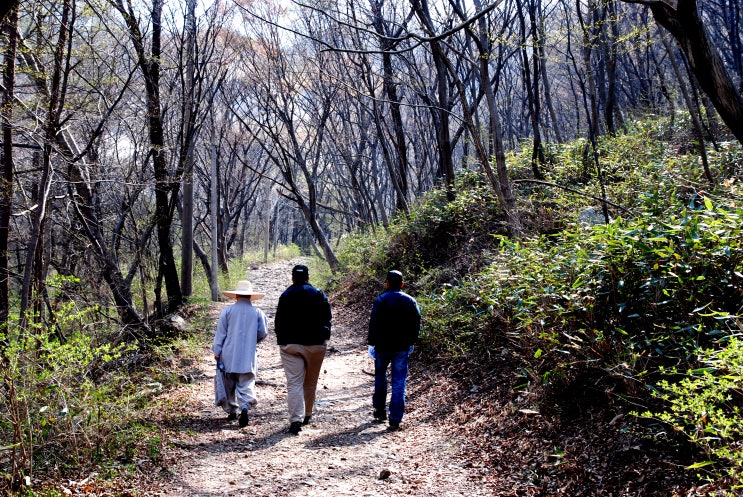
[280,344,327,423]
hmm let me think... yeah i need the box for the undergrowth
[336,118,743,488]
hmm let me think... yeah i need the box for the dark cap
[386,270,403,289]
[292,264,309,281]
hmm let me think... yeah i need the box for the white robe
[212,299,268,374]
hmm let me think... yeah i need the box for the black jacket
[368,288,421,352]
[275,282,332,345]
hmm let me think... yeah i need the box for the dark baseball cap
[386,270,403,288]
[292,264,309,280]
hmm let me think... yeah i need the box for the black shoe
[239,408,249,427]
[302,415,312,425]
[387,421,401,432]
[227,412,238,421]
[372,410,387,423]
[288,421,302,435]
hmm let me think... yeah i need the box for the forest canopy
[0,0,740,336]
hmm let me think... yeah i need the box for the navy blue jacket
[275,282,332,345]
[368,288,421,352]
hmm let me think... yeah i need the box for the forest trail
[150,259,496,496]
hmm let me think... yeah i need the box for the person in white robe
[212,280,268,427]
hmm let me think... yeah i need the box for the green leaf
[686,460,715,470]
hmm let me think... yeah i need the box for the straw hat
[222,280,265,300]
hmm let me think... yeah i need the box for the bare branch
[233,0,504,55]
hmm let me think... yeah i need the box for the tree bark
[660,34,713,184]
[412,0,456,199]
[0,7,18,333]
[0,1,18,25]
[180,0,197,299]
[20,0,73,328]
[370,0,411,213]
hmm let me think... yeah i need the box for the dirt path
[153,259,495,496]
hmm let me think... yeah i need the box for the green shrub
[594,194,743,363]
[638,336,743,487]
[0,316,133,488]
[0,299,185,492]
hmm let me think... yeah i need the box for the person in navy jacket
[274,264,332,435]
[368,270,421,431]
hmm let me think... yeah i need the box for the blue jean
[372,349,411,423]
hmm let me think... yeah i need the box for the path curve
[157,259,494,496]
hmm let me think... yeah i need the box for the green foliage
[594,195,742,358]
[0,318,132,484]
[0,299,191,491]
[638,337,743,486]
[338,169,506,284]
[423,191,742,380]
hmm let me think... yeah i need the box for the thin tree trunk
[604,0,619,133]
[0,7,18,334]
[20,0,72,328]
[114,0,183,315]
[661,34,713,185]
[412,0,456,199]
[516,0,545,179]
[370,1,411,213]
[180,0,197,299]
[210,140,219,301]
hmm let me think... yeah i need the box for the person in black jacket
[274,264,332,435]
[368,270,421,431]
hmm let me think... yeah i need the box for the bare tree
[111,0,183,315]
[623,0,743,143]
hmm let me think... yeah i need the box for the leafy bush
[333,118,743,490]
[0,298,197,493]
[639,336,743,486]
[593,195,743,364]
[0,316,129,489]
[339,169,507,286]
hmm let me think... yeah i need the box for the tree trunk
[0,1,18,25]
[516,0,545,180]
[114,0,183,314]
[20,0,72,328]
[603,0,619,133]
[370,1,411,213]
[431,41,456,198]
[0,7,18,334]
[474,0,522,234]
[210,140,220,301]
[412,0,456,199]
[180,0,197,299]
[661,34,713,184]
